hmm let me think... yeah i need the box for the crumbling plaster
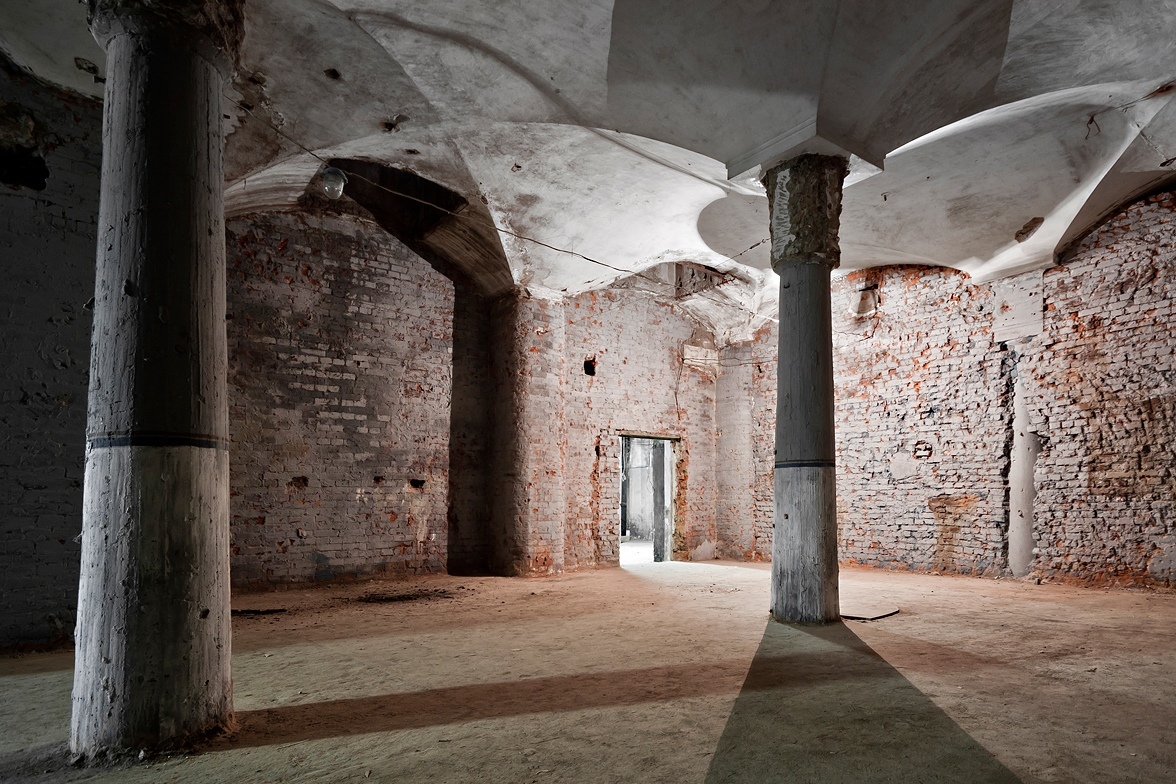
[4,2,1176,650]
[7,0,1175,314]
[717,191,1176,587]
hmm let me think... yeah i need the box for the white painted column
[1008,373,1041,577]
[763,154,847,624]
[71,2,240,756]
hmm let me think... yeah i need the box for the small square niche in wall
[584,356,597,376]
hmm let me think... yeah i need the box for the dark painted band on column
[775,459,836,468]
[87,432,229,450]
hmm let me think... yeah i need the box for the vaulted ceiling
[3,0,1175,339]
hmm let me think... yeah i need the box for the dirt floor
[1,561,1174,783]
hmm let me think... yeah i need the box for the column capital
[762,154,848,273]
[88,0,244,74]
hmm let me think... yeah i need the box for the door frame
[617,433,679,562]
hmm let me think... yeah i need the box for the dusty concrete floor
[1,562,1174,783]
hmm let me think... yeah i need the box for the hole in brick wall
[374,475,385,484]
[850,286,879,317]
[323,68,341,80]
[410,478,426,489]
[287,476,309,490]
[0,145,49,191]
[584,356,597,376]
[674,262,729,298]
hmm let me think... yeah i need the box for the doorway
[619,436,674,565]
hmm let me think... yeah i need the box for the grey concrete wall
[624,439,658,540]
[0,61,101,648]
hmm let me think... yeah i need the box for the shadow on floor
[705,621,1022,784]
[218,658,750,749]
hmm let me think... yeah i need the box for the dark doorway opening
[619,436,674,565]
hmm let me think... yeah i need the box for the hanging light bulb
[321,167,348,199]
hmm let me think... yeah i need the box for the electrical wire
[227,98,772,290]
[227,97,790,365]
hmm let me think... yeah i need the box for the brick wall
[718,269,1010,574]
[716,331,775,559]
[563,287,718,567]
[716,192,1176,588]
[0,63,101,647]
[715,343,757,559]
[1021,192,1176,587]
[225,216,726,582]
[487,292,568,575]
[5,65,1171,647]
[226,212,453,587]
[831,267,1011,575]
[446,282,493,574]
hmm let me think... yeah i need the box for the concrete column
[71,1,241,757]
[763,154,847,624]
[488,290,567,576]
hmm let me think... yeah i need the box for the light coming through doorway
[619,436,674,565]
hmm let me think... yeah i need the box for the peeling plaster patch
[0,144,49,190]
[1146,536,1176,580]
[0,100,50,191]
[889,451,919,480]
[769,168,794,263]
[690,540,717,561]
[991,269,1043,342]
[930,494,979,571]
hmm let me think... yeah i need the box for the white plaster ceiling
[4,0,1176,336]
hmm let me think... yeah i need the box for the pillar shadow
[215,659,747,750]
[704,621,1022,784]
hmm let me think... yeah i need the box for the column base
[771,465,839,623]
[71,444,232,755]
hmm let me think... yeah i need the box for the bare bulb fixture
[321,167,348,199]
